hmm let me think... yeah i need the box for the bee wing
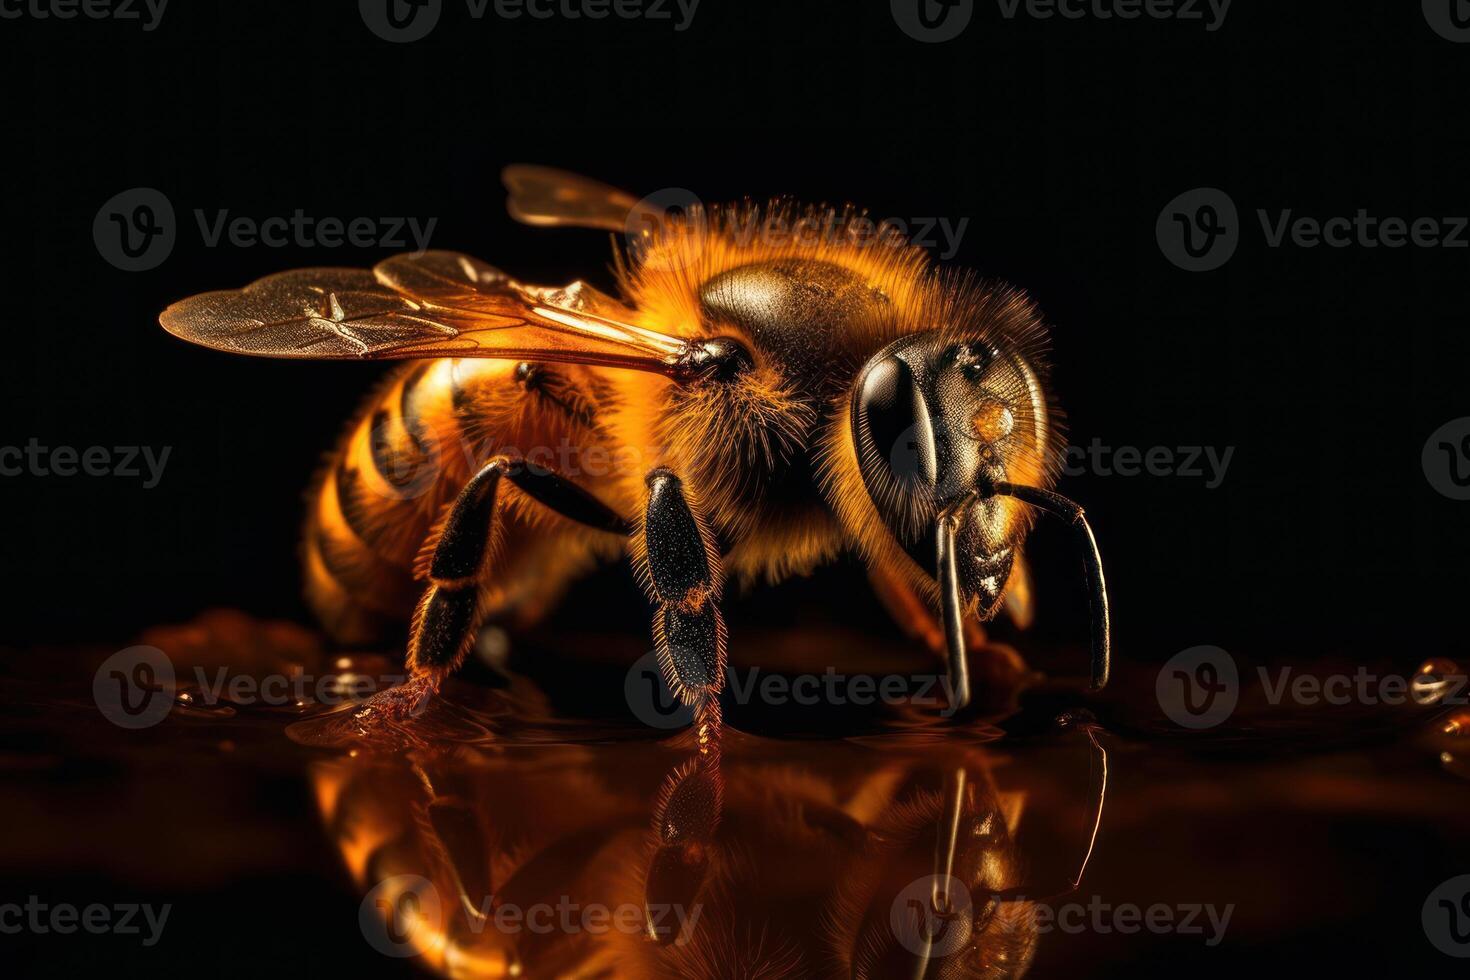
[159,250,689,374]
[501,164,644,232]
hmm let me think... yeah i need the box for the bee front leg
[868,564,1031,714]
[407,454,630,687]
[642,469,725,740]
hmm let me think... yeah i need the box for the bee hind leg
[404,453,631,692]
[642,468,725,741]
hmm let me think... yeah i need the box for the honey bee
[159,166,1110,730]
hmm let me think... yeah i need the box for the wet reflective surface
[3,613,1469,977]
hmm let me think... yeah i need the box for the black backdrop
[4,1,1467,672]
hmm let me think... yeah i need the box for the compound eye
[858,355,931,486]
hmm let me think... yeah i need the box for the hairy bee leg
[642,469,725,735]
[407,454,630,683]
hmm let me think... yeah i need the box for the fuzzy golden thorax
[607,200,1064,600]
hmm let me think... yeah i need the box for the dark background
[3,2,1467,667]
[3,3,1470,979]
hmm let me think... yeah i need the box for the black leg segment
[643,469,726,720]
[407,454,629,679]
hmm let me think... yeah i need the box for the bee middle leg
[406,454,630,686]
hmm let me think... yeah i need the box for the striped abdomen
[302,357,611,643]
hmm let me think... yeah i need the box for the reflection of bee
[312,722,1107,978]
[159,166,1109,726]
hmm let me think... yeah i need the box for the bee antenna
[985,483,1111,692]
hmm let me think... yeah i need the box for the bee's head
[851,326,1057,619]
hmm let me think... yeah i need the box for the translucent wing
[159,250,689,374]
[501,164,643,231]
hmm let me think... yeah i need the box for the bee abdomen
[302,357,608,643]
[303,360,497,642]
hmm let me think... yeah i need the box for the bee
[159,166,1110,730]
